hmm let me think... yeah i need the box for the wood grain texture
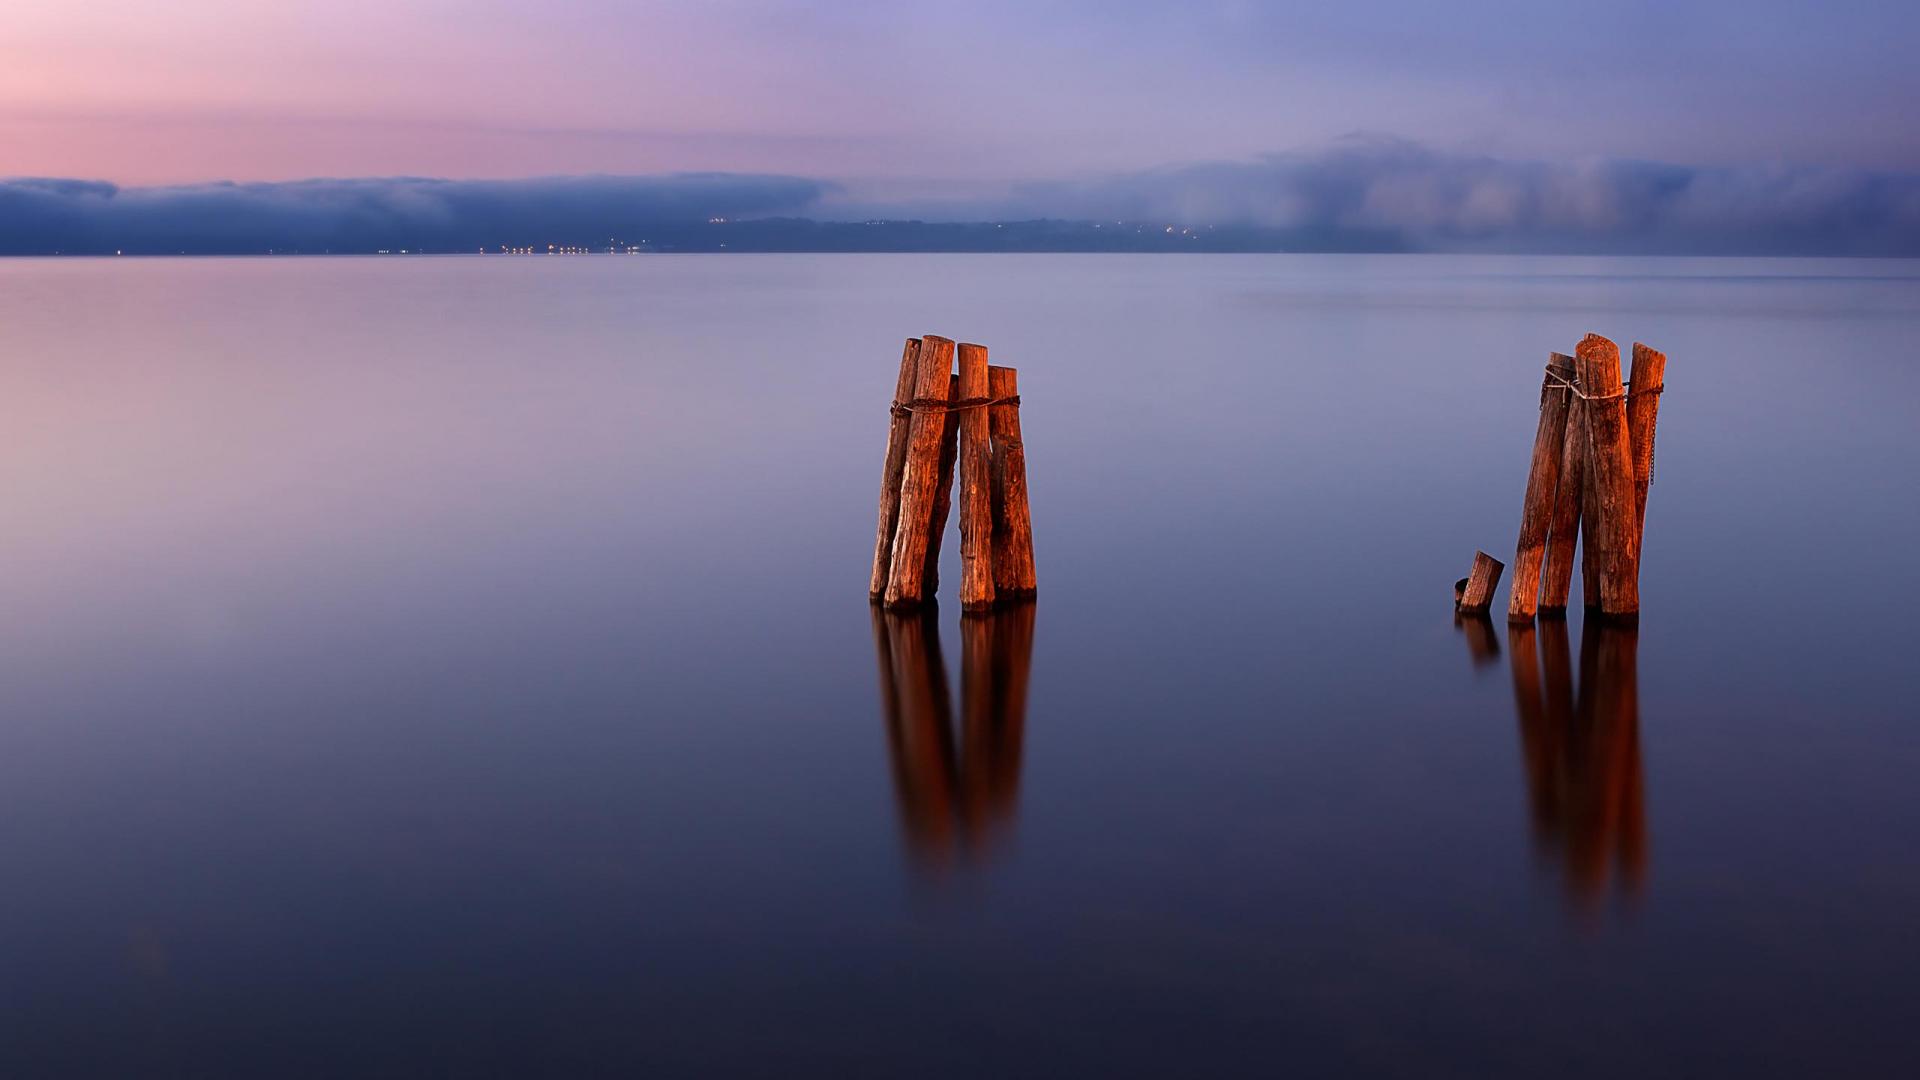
[869,337,923,599]
[1626,342,1666,556]
[987,365,1037,600]
[957,344,996,611]
[884,335,955,609]
[1580,446,1602,612]
[1509,352,1576,622]
[1541,382,1587,614]
[1458,550,1506,613]
[1576,334,1640,620]
[922,373,961,597]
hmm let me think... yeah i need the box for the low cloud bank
[994,138,1920,255]
[5,140,1919,254]
[0,174,831,254]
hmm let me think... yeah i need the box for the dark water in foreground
[0,255,1915,1077]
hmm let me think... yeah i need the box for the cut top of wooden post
[1457,550,1505,613]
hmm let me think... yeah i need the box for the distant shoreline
[6,217,1915,259]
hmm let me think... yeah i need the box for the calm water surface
[0,255,1916,1076]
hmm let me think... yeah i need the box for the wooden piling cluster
[1483,333,1667,624]
[871,336,1036,611]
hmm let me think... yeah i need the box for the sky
[4,0,1919,251]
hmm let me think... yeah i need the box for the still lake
[0,254,1915,1077]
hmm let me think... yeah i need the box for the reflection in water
[870,604,1035,871]
[1504,615,1648,909]
[1454,610,1502,667]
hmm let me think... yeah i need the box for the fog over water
[0,254,1915,1076]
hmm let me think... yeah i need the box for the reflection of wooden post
[1590,620,1646,894]
[1456,551,1505,613]
[1509,353,1575,622]
[875,609,959,862]
[885,336,955,609]
[1626,343,1666,557]
[923,373,961,596]
[1455,609,1501,666]
[870,338,922,600]
[987,365,1037,601]
[1507,622,1545,741]
[1541,379,1586,614]
[959,602,1033,846]
[875,604,1033,868]
[957,344,996,611]
[1502,610,1649,908]
[1507,621,1554,832]
[1537,616,1574,730]
[1576,334,1640,620]
[1533,614,1574,837]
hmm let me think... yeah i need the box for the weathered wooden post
[1509,353,1576,622]
[1541,369,1587,615]
[923,372,961,595]
[1456,550,1505,614]
[870,338,922,599]
[1580,463,1602,611]
[1626,343,1666,556]
[987,364,1037,601]
[884,335,956,609]
[957,344,996,611]
[1576,334,1640,620]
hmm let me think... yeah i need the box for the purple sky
[6,0,1918,199]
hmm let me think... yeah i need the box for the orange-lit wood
[869,337,922,599]
[956,344,996,611]
[885,335,955,609]
[1509,352,1576,622]
[1576,334,1640,619]
[987,365,1037,600]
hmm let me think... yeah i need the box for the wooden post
[957,344,996,611]
[1626,343,1666,556]
[923,373,960,596]
[1580,461,1602,612]
[1508,353,1576,623]
[1576,334,1640,620]
[870,337,922,600]
[1456,550,1505,614]
[987,365,1037,600]
[884,336,956,609]
[1540,372,1586,615]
